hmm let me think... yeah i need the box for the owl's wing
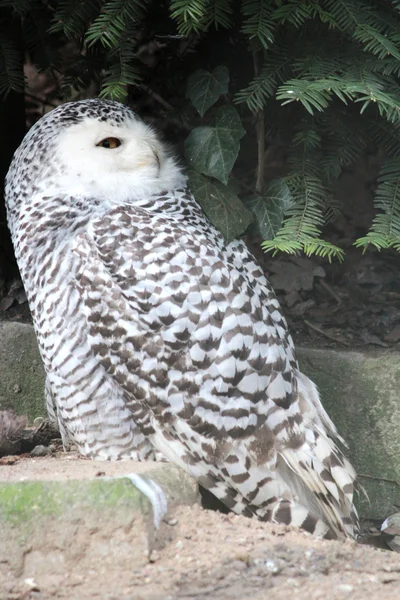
[72,201,356,538]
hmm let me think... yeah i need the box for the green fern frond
[99,42,141,101]
[241,0,275,49]
[355,157,400,251]
[272,1,317,28]
[292,37,360,79]
[235,45,291,111]
[23,3,57,62]
[277,76,364,114]
[317,110,368,180]
[367,120,400,157]
[86,0,149,48]
[320,0,372,33]
[0,29,24,97]
[353,24,400,61]
[0,0,33,17]
[261,239,303,255]
[262,172,333,256]
[369,56,400,77]
[204,0,234,29]
[170,0,208,34]
[50,0,102,40]
[261,120,344,261]
[59,50,103,98]
[302,239,345,261]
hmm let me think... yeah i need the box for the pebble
[148,551,160,563]
[336,584,354,594]
[30,444,51,457]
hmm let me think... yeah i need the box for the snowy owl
[5,99,357,539]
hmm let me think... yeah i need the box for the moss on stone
[0,478,148,525]
[298,347,400,519]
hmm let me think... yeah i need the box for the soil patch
[3,503,400,600]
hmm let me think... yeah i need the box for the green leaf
[354,157,400,250]
[184,105,246,184]
[186,65,229,117]
[188,170,253,242]
[245,179,293,239]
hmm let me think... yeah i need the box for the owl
[5,99,357,539]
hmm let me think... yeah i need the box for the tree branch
[253,51,265,194]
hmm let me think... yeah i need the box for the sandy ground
[4,505,400,600]
[2,456,400,600]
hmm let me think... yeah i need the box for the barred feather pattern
[5,99,357,539]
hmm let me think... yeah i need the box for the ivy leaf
[245,179,293,239]
[184,106,246,184]
[186,65,229,117]
[188,170,253,243]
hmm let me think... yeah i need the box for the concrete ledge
[298,347,400,520]
[0,322,45,422]
[0,460,199,590]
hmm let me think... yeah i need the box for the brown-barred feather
[5,99,358,539]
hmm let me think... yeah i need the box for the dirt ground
[1,455,399,600]
[3,503,400,600]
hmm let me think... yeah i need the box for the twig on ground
[141,86,174,111]
[319,279,342,305]
[304,320,351,346]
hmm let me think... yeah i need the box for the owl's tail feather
[256,498,332,538]
[199,469,337,538]
[277,447,357,539]
[275,370,358,539]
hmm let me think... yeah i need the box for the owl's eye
[96,137,121,149]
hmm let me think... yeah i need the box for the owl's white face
[5,99,187,231]
[54,117,186,203]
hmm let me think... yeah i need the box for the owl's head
[5,99,186,221]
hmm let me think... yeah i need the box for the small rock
[265,559,281,575]
[0,296,14,311]
[231,560,247,572]
[361,333,388,347]
[30,444,51,457]
[384,326,400,343]
[23,578,40,591]
[381,513,400,536]
[290,299,315,317]
[165,517,178,526]
[336,584,354,594]
[148,550,160,563]
[313,266,326,278]
[387,536,400,553]
[284,291,301,308]
[12,383,21,393]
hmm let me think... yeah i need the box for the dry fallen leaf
[0,409,28,457]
